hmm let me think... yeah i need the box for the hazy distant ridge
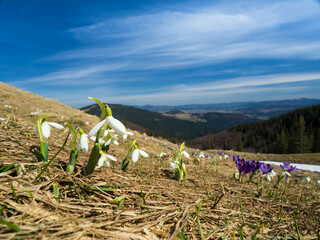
[135,98,320,119]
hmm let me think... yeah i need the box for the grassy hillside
[0,82,319,239]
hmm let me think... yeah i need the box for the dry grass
[0,82,320,239]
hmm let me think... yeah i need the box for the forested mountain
[81,103,257,141]
[190,104,320,153]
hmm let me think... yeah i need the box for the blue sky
[1,0,320,107]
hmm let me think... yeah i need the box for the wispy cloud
[6,0,320,107]
[44,72,320,107]
[47,0,320,66]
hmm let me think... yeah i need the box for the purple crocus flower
[232,155,241,162]
[75,125,80,130]
[250,160,260,172]
[218,151,224,156]
[195,153,199,157]
[236,159,253,176]
[1,100,4,102]
[280,162,298,172]
[260,163,274,175]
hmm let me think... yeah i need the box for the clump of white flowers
[170,142,189,182]
[120,140,148,171]
[32,97,147,177]
[34,115,64,162]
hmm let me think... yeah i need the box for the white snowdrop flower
[170,161,178,170]
[269,170,277,178]
[85,121,89,125]
[180,151,189,159]
[130,149,149,163]
[199,152,205,158]
[97,152,117,168]
[88,116,126,138]
[4,105,8,108]
[306,177,311,182]
[316,180,320,184]
[266,174,271,182]
[281,171,291,177]
[105,134,119,146]
[8,106,12,109]
[78,130,89,154]
[104,129,115,137]
[0,117,5,121]
[89,136,96,142]
[262,170,277,182]
[159,152,166,157]
[123,131,134,140]
[41,121,64,138]
[234,172,239,179]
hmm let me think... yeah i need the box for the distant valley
[135,98,320,119]
[81,98,320,152]
[81,104,258,141]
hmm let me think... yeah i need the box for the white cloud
[44,72,320,107]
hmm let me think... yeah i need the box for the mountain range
[135,98,320,119]
[81,103,257,141]
[81,98,320,145]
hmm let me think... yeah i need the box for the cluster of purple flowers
[280,162,298,172]
[233,155,299,181]
[233,155,274,177]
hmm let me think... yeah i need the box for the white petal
[41,122,51,138]
[107,116,126,135]
[103,160,110,167]
[159,152,166,157]
[88,119,107,138]
[131,149,139,163]
[97,154,107,168]
[123,134,128,140]
[0,118,5,121]
[78,134,88,154]
[106,154,117,162]
[48,122,64,129]
[170,162,177,170]
[181,151,190,159]
[266,175,271,182]
[113,140,119,145]
[138,150,149,158]
[105,138,112,146]
[89,136,96,142]
[127,131,134,136]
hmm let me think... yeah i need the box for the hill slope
[0,82,320,239]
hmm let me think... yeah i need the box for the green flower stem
[85,143,100,175]
[126,140,136,158]
[37,115,48,157]
[88,97,107,120]
[65,123,77,150]
[35,132,70,181]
